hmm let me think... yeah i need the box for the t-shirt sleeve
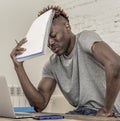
[79,30,103,54]
[42,60,54,79]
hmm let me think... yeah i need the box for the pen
[15,39,19,45]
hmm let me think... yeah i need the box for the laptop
[0,76,34,118]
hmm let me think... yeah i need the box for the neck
[65,33,76,56]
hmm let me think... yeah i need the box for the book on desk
[16,9,54,62]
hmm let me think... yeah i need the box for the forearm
[104,64,120,113]
[14,64,46,111]
[10,38,48,111]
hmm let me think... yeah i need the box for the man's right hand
[10,38,27,67]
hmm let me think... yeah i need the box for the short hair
[38,6,69,22]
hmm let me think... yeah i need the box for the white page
[16,9,54,62]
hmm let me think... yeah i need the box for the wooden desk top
[0,118,80,121]
[0,112,120,121]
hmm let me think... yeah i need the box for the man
[10,6,120,117]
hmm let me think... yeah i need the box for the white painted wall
[0,0,54,86]
[0,0,120,112]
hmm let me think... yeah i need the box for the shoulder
[45,54,58,66]
[49,54,58,63]
[42,54,57,74]
[77,30,100,39]
[76,30,103,53]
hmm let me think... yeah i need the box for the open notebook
[0,76,34,118]
[16,9,54,62]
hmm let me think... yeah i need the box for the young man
[10,6,120,117]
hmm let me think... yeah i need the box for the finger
[16,38,27,47]
[15,51,25,55]
[16,47,26,51]
[11,47,26,57]
[15,47,26,55]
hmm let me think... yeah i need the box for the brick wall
[50,0,120,54]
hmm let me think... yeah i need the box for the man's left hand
[96,107,114,117]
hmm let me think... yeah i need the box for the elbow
[29,99,48,112]
[31,104,46,112]
[30,102,47,112]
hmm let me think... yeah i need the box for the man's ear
[65,23,71,31]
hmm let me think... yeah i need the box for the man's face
[48,22,71,56]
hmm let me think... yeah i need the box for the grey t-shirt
[42,30,120,113]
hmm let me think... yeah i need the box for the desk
[0,112,120,121]
[0,118,79,121]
